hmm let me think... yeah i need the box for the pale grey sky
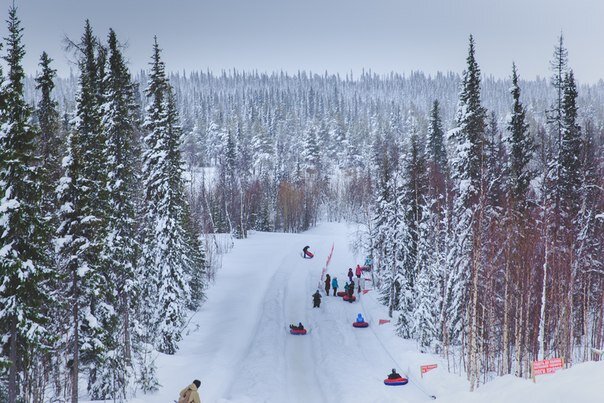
[11,0,604,82]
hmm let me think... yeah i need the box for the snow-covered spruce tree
[251,113,274,177]
[395,114,427,338]
[91,28,142,400]
[140,37,204,359]
[35,51,63,221]
[0,7,54,402]
[301,122,321,174]
[413,202,441,351]
[371,133,397,314]
[55,20,113,403]
[427,100,448,176]
[445,35,487,389]
[411,100,451,354]
[558,70,583,363]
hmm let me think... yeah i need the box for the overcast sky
[12,0,604,83]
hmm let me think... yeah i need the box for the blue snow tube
[290,328,307,335]
[384,377,408,386]
[353,321,369,328]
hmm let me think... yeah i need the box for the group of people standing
[312,265,365,308]
[320,265,364,301]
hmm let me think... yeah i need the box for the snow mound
[440,360,604,403]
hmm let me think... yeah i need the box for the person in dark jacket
[332,277,338,296]
[347,268,354,282]
[290,322,304,330]
[347,281,354,303]
[388,369,402,379]
[312,290,321,307]
[302,245,313,258]
[324,274,331,295]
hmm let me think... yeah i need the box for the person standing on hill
[332,277,338,296]
[355,264,362,278]
[178,380,201,403]
[324,274,331,295]
[312,290,322,307]
[347,268,354,282]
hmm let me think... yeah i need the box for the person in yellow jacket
[178,379,201,403]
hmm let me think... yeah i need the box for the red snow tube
[337,291,346,297]
[353,321,369,328]
[290,328,307,335]
[384,377,408,386]
[303,251,314,258]
[343,295,356,302]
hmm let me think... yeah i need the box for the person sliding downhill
[356,313,365,323]
[388,369,402,379]
[302,245,314,259]
[290,322,304,330]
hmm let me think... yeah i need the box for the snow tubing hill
[343,295,356,302]
[337,291,346,297]
[353,321,369,328]
[290,329,307,335]
[384,377,408,386]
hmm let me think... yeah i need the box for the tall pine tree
[140,37,204,359]
[0,7,53,403]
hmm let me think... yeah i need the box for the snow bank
[439,360,604,403]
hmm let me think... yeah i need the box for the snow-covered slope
[128,222,603,403]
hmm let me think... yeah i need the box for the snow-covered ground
[128,222,603,403]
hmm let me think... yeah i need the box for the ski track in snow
[123,222,603,403]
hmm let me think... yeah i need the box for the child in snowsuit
[312,290,321,307]
[347,281,354,302]
[324,274,331,295]
[347,268,354,282]
[290,322,304,330]
[302,245,313,258]
[332,277,338,296]
[356,265,362,278]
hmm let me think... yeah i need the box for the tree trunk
[71,271,79,403]
[502,253,510,375]
[8,315,17,403]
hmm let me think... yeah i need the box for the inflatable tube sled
[290,328,307,335]
[384,377,408,386]
[337,291,346,297]
[343,295,356,302]
[353,321,369,328]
